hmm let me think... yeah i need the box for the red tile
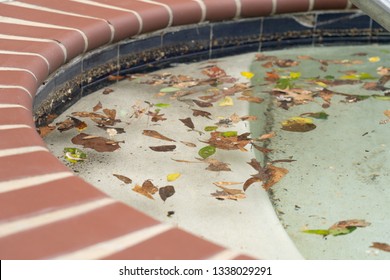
[0,176,107,221]
[203,0,237,21]
[18,0,141,41]
[313,0,350,10]
[0,4,112,51]
[92,0,171,33]
[0,39,65,73]
[0,127,45,150]
[241,0,274,17]
[0,151,70,182]
[0,88,33,109]
[0,70,38,98]
[153,0,203,25]
[0,107,34,126]
[103,228,225,260]
[0,22,85,61]
[275,0,310,14]
[0,53,48,84]
[0,202,159,259]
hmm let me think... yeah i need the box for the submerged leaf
[192,109,212,119]
[241,71,255,79]
[281,117,316,132]
[149,145,176,152]
[143,130,176,142]
[370,242,390,253]
[159,185,175,201]
[113,174,132,184]
[63,147,87,163]
[300,111,329,119]
[179,117,195,130]
[71,133,121,152]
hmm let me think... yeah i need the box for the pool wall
[0,0,387,259]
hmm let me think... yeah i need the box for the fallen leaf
[102,88,114,95]
[198,145,216,159]
[147,111,167,122]
[211,185,246,201]
[263,165,289,190]
[107,75,125,81]
[149,145,176,152]
[201,65,227,78]
[159,185,175,201]
[303,219,370,237]
[167,173,181,182]
[37,124,56,137]
[180,141,197,147]
[218,96,234,106]
[329,219,371,230]
[368,56,380,62]
[57,117,87,132]
[300,111,329,119]
[113,174,132,184]
[203,131,251,151]
[63,147,87,163]
[71,133,121,152]
[370,242,390,253]
[197,157,231,171]
[132,180,158,199]
[93,101,103,112]
[179,117,195,130]
[241,71,255,79]
[192,109,212,119]
[238,96,264,103]
[258,131,276,140]
[143,130,175,142]
[192,99,213,108]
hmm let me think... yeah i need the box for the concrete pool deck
[1,0,387,259]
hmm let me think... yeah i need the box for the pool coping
[0,0,386,259]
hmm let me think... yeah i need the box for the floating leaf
[281,117,316,132]
[167,173,181,182]
[218,96,234,106]
[71,133,121,152]
[113,174,132,184]
[149,145,176,152]
[241,71,255,79]
[159,87,181,93]
[63,147,87,163]
[198,145,216,159]
[142,130,175,142]
[159,185,175,201]
[368,56,380,62]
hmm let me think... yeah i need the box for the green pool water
[43,45,390,259]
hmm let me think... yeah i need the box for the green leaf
[63,147,87,163]
[301,111,329,119]
[155,103,170,108]
[198,145,216,159]
[159,87,181,93]
[329,227,357,236]
[302,229,330,236]
[276,78,295,89]
[204,126,218,132]
[221,131,238,137]
[372,95,390,101]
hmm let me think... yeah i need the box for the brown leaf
[56,117,87,132]
[143,130,176,142]
[252,143,273,154]
[263,165,288,190]
[103,108,116,120]
[329,219,371,230]
[147,111,167,122]
[180,141,197,147]
[132,180,158,199]
[370,242,390,252]
[179,117,195,130]
[243,177,262,191]
[204,131,251,151]
[192,109,212,119]
[93,101,103,112]
[159,185,175,201]
[201,65,227,78]
[258,131,276,140]
[211,185,246,201]
[113,174,132,184]
[274,59,300,68]
[192,99,213,108]
[197,158,231,172]
[149,145,176,152]
[238,96,264,103]
[37,125,56,137]
[71,133,121,152]
[102,88,115,95]
[107,75,125,81]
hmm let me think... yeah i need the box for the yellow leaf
[368,56,380,63]
[240,71,255,79]
[167,173,181,182]
[218,96,234,106]
[315,81,328,88]
[282,117,313,126]
[289,72,301,79]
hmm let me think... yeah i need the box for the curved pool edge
[0,0,385,259]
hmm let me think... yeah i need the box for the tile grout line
[0,197,116,239]
[0,171,74,194]
[52,223,173,260]
[0,146,49,158]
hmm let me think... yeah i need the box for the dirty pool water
[43,45,390,259]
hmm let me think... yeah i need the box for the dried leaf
[149,145,176,152]
[201,65,227,78]
[93,101,103,112]
[132,180,158,199]
[192,109,212,119]
[329,219,371,230]
[159,185,175,201]
[258,131,276,140]
[103,108,116,120]
[113,174,132,184]
[263,165,289,190]
[192,99,213,108]
[204,131,251,151]
[281,117,316,132]
[147,111,167,122]
[102,88,114,95]
[218,96,234,106]
[179,117,195,130]
[238,96,264,103]
[71,133,121,152]
[370,242,390,253]
[197,157,231,171]
[38,125,56,137]
[107,75,125,81]
[211,185,246,200]
[143,130,175,142]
